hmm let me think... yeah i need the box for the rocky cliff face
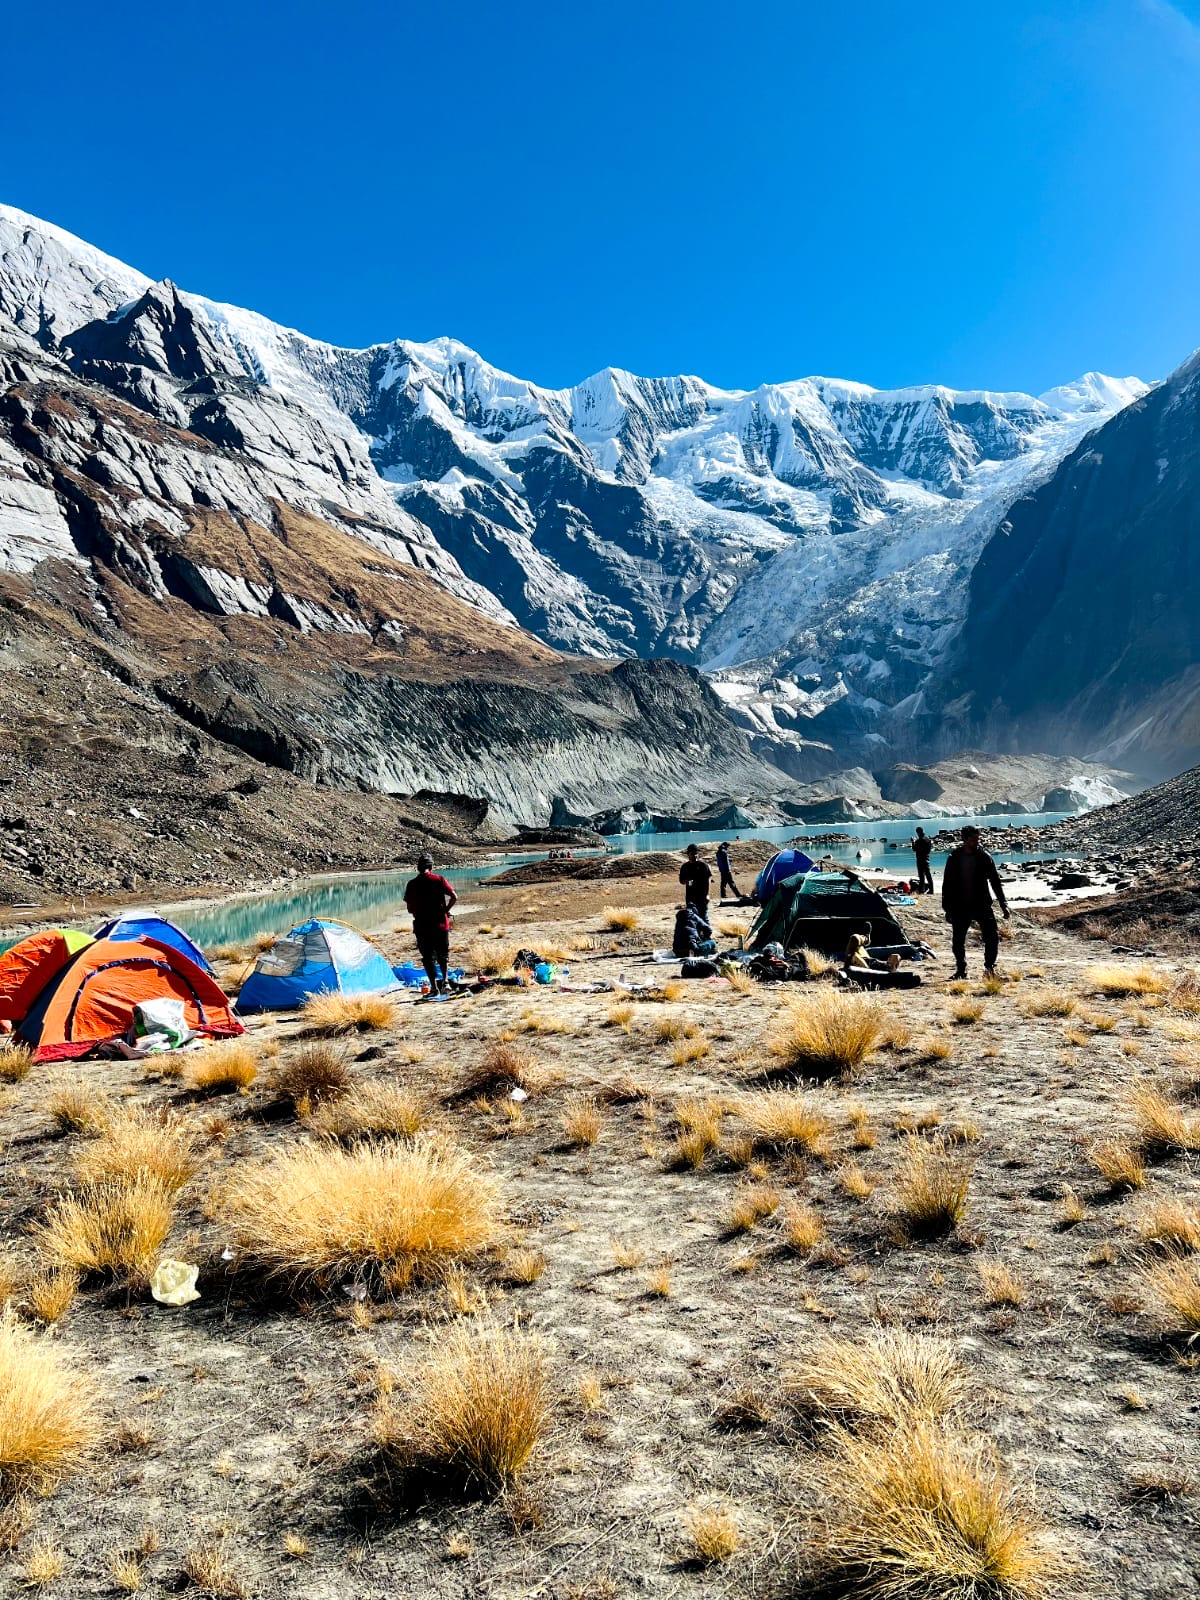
[0,316,788,867]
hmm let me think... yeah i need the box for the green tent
[748,869,909,955]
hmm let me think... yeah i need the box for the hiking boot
[952,968,968,980]
[983,966,998,979]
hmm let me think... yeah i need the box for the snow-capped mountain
[0,203,1148,776]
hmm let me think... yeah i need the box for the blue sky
[5,0,1198,392]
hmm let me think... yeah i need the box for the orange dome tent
[0,929,94,1026]
[17,936,243,1063]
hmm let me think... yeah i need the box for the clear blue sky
[4,0,1198,392]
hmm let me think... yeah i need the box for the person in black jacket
[715,841,740,900]
[911,827,934,894]
[941,825,1009,979]
[673,904,715,959]
[678,844,712,917]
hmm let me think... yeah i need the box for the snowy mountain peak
[1039,371,1150,415]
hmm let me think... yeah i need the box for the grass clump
[452,1042,543,1101]
[561,1096,603,1148]
[35,1179,174,1285]
[376,1322,550,1493]
[72,1107,200,1194]
[460,939,520,976]
[272,1043,352,1112]
[602,906,640,932]
[782,1202,826,1253]
[784,1330,970,1432]
[1138,1199,1200,1253]
[0,1312,102,1496]
[309,1080,424,1141]
[890,1138,972,1239]
[0,1040,32,1083]
[1021,991,1076,1018]
[951,999,985,1025]
[1090,1139,1147,1192]
[1125,1080,1200,1158]
[302,991,396,1035]
[185,1041,258,1095]
[685,1504,740,1565]
[46,1082,110,1136]
[605,1003,635,1030]
[26,1269,80,1328]
[977,1260,1025,1308]
[221,1137,497,1287]
[728,1184,780,1233]
[670,1095,726,1168]
[1088,963,1168,998]
[808,1418,1072,1599]
[1141,1253,1200,1332]
[768,991,885,1080]
[735,1089,832,1155]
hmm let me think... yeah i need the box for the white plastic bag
[150,1258,200,1306]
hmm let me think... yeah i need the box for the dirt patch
[2,879,1197,1597]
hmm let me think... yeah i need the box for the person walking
[678,843,712,918]
[941,825,1009,979]
[911,826,934,895]
[715,840,741,900]
[404,853,457,995]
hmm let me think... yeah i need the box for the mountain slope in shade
[938,348,1200,774]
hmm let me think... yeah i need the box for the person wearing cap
[404,853,458,995]
[941,824,1009,979]
[715,840,740,900]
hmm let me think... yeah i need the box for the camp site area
[0,852,1197,1600]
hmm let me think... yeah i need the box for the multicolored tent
[0,929,93,1025]
[755,848,815,902]
[12,936,242,1062]
[236,919,399,1013]
[93,915,214,974]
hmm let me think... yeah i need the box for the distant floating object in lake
[855,848,871,861]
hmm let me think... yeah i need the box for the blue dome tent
[755,848,814,903]
[94,915,214,975]
[236,918,399,1013]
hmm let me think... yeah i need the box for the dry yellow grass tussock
[0,1312,103,1497]
[26,1269,80,1328]
[1090,1139,1147,1191]
[728,1184,780,1233]
[768,990,885,1080]
[453,1042,544,1100]
[890,1138,972,1238]
[1087,963,1169,998]
[222,1137,497,1285]
[35,1178,175,1284]
[735,1089,832,1154]
[782,1202,826,1253]
[1125,1080,1200,1157]
[302,990,397,1034]
[784,1329,970,1432]
[809,1418,1072,1600]
[46,1082,111,1136]
[72,1107,201,1194]
[797,946,836,977]
[561,1097,603,1148]
[1138,1199,1200,1253]
[0,1039,32,1083]
[951,999,985,1025]
[977,1260,1025,1308]
[185,1041,258,1095]
[685,1504,740,1564]
[602,906,640,932]
[308,1080,424,1141]
[272,1042,352,1111]
[605,1003,635,1030]
[376,1322,550,1493]
[1021,990,1076,1018]
[1141,1253,1200,1332]
[461,939,519,976]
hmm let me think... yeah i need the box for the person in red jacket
[404,853,457,995]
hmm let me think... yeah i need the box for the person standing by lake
[679,843,712,918]
[941,825,1009,979]
[715,840,741,900]
[911,826,934,895]
[404,853,457,995]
